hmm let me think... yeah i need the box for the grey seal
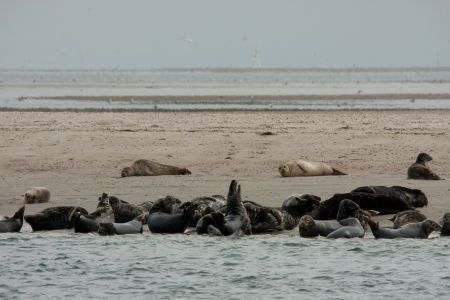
[121,159,191,177]
[0,206,25,233]
[326,218,365,239]
[440,213,450,236]
[407,152,442,180]
[368,219,441,239]
[98,219,144,235]
[388,210,427,229]
[298,215,343,238]
[278,159,346,177]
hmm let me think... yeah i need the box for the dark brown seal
[351,185,428,208]
[407,152,442,180]
[388,210,427,229]
[440,213,450,236]
[121,159,191,177]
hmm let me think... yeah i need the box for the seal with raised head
[278,159,346,177]
[388,210,427,229]
[24,206,88,231]
[368,219,441,239]
[407,152,442,180]
[326,217,365,239]
[351,185,428,208]
[121,159,191,177]
[106,194,145,223]
[440,213,450,236]
[0,206,25,233]
[23,187,50,204]
[98,219,143,235]
[298,215,342,238]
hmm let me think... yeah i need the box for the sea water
[0,231,448,299]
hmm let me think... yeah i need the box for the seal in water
[147,202,199,234]
[351,185,428,208]
[326,217,365,239]
[388,210,427,229]
[278,159,346,177]
[24,206,88,231]
[312,192,411,218]
[23,187,50,204]
[440,213,450,236]
[407,152,442,180]
[98,219,143,235]
[298,215,343,238]
[121,159,191,177]
[0,206,25,233]
[368,219,441,239]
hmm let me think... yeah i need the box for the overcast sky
[1,0,449,69]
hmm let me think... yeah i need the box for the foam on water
[0,232,448,299]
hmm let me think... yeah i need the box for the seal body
[70,196,115,233]
[389,210,427,229]
[351,185,428,208]
[24,206,88,231]
[0,206,25,233]
[368,219,441,239]
[407,152,442,180]
[278,160,346,177]
[107,195,145,223]
[312,192,411,219]
[299,215,342,238]
[440,213,450,236]
[24,187,50,204]
[98,219,143,235]
[121,159,191,177]
[196,212,226,235]
[326,218,365,239]
[180,195,226,227]
[147,201,198,234]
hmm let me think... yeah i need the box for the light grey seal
[121,159,191,177]
[23,187,50,204]
[368,219,441,239]
[98,219,143,235]
[278,159,346,177]
[326,217,365,239]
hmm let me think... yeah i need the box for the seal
[241,194,321,233]
[298,215,342,238]
[326,218,365,239]
[407,152,442,180]
[69,196,115,233]
[335,199,378,229]
[196,212,226,235]
[106,194,146,223]
[351,185,428,208]
[98,219,143,235]
[368,219,441,239]
[388,210,427,229]
[440,213,450,236]
[121,159,191,177]
[0,206,25,233]
[24,206,88,231]
[147,202,199,234]
[148,195,182,214]
[179,195,226,228]
[312,192,411,219]
[23,187,50,204]
[278,159,346,177]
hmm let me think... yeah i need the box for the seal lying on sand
[69,196,115,233]
[440,213,450,236]
[326,218,365,239]
[389,210,427,229]
[148,195,182,214]
[312,192,411,218]
[351,185,428,208]
[368,219,441,239]
[299,215,343,238]
[121,159,191,177]
[24,206,88,231]
[407,152,442,180]
[278,160,346,177]
[196,180,251,236]
[23,187,50,204]
[107,194,146,223]
[179,195,226,228]
[0,206,25,233]
[98,219,143,235]
[147,203,199,234]
[242,194,321,233]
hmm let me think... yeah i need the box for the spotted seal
[278,159,346,177]
[407,152,442,180]
[0,206,25,233]
[368,219,441,239]
[121,159,191,177]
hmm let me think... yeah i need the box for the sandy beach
[0,110,449,225]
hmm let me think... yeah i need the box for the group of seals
[278,160,346,177]
[121,159,191,177]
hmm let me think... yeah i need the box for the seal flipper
[331,168,347,175]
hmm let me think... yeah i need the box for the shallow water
[0,232,448,299]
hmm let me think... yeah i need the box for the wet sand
[0,110,449,225]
